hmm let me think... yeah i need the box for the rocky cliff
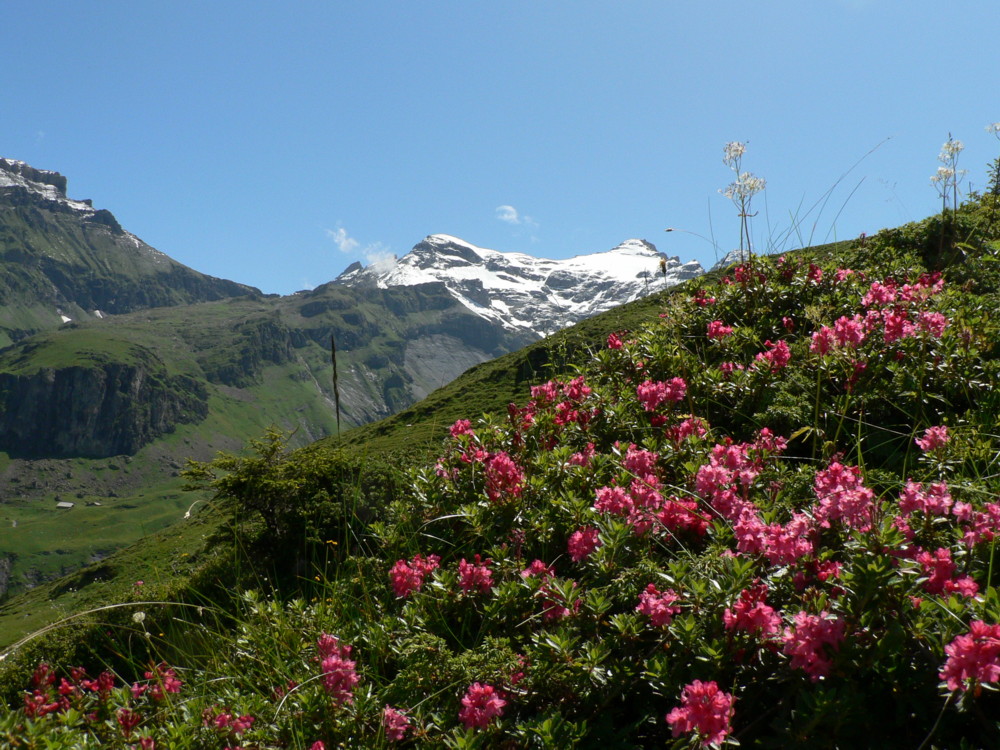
[0,355,207,459]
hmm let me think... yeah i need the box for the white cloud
[326,226,396,269]
[496,205,521,224]
[496,204,538,229]
[326,226,359,254]
[362,241,395,270]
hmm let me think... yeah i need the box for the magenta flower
[637,377,686,411]
[917,310,949,337]
[898,480,952,516]
[567,526,601,562]
[723,582,781,637]
[706,320,734,339]
[607,332,624,349]
[458,682,506,729]
[317,634,359,705]
[782,610,845,680]
[915,425,950,453]
[940,621,1000,692]
[520,559,555,579]
[812,462,874,532]
[383,705,411,741]
[594,486,633,516]
[449,419,473,438]
[833,314,866,348]
[458,554,494,594]
[484,451,525,502]
[755,339,791,371]
[636,583,682,627]
[389,553,440,597]
[666,680,735,748]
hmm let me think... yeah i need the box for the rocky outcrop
[336,234,704,338]
[0,361,207,458]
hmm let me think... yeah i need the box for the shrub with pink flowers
[7,174,1000,748]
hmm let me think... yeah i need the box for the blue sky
[3,1,999,294]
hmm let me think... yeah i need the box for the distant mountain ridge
[0,157,258,348]
[336,234,704,337]
[0,156,708,597]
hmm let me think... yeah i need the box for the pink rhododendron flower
[723,582,781,637]
[915,425,950,453]
[782,610,845,680]
[755,340,791,372]
[917,310,949,337]
[594,486,633,516]
[882,309,915,343]
[449,419,473,438]
[458,554,494,594]
[567,526,602,561]
[833,315,866,348]
[521,559,555,579]
[484,451,525,502]
[607,332,624,349]
[706,320,734,339]
[637,378,687,411]
[862,280,897,307]
[915,547,978,598]
[383,705,411,741]
[317,634,360,704]
[568,442,596,467]
[389,554,440,597]
[666,680,735,748]
[807,263,823,284]
[657,495,709,535]
[812,462,874,531]
[636,583,682,627]
[898,481,952,517]
[458,682,506,729]
[939,621,1000,692]
[691,289,716,306]
[810,326,835,355]
[623,445,659,478]
[669,417,708,445]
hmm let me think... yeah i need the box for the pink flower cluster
[915,425,950,453]
[567,526,601,561]
[666,680,735,748]
[317,634,360,705]
[458,682,506,729]
[636,583,682,627]
[389,553,440,597]
[484,451,526,502]
[132,663,183,701]
[914,547,978,598]
[812,461,874,532]
[383,705,411,741]
[723,582,781,637]
[636,377,687,412]
[755,339,791,372]
[458,554,494,594]
[939,620,1000,692]
[782,610,845,680]
[706,320,734,340]
[203,707,255,738]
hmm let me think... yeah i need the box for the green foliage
[7,191,1000,745]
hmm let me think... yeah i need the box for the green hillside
[3,187,1000,746]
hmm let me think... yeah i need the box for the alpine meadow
[2,131,1000,749]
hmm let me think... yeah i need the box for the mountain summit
[0,157,258,347]
[335,234,703,337]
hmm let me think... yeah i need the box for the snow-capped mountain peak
[335,234,703,338]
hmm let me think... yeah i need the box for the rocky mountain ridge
[336,234,704,337]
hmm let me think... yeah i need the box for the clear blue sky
[3,1,998,295]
